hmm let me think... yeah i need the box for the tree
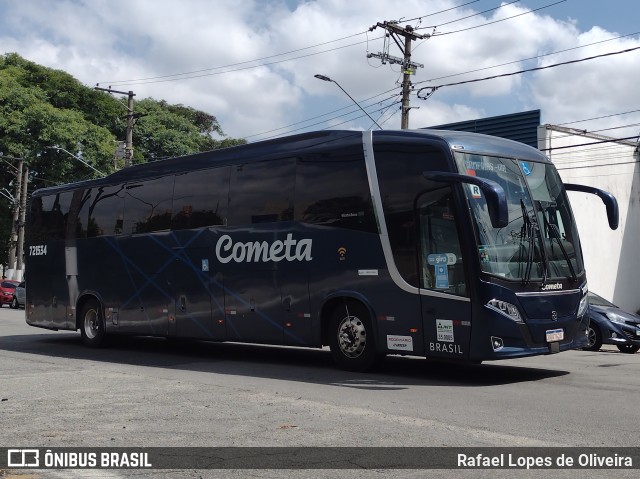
[130,98,245,163]
[0,66,115,189]
[0,53,246,270]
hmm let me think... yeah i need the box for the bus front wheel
[328,303,381,372]
[80,300,105,348]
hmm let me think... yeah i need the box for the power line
[401,0,481,24]
[540,135,639,152]
[255,99,402,142]
[557,159,639,171]
[417,0,521,31]
[426,0,567,37]
[551,145,638,158]
[100,31,369,86]
[99,2,483,87]
[543,121,640,141]
[554,108,640,127]
[421,31,640,84]
[245,88,399,140]
[99,38,380,86]
[318,101,403,131]
[416,46,640,99]
[376,93,404,127]
[547,144,639,163]
[329,40,640,137]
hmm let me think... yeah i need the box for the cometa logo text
[216,234,313,263]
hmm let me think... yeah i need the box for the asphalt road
[0,306,638,479]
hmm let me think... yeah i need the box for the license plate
[546,328,564,342]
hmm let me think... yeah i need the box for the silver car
[10,281,25,309]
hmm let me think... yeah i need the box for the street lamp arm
[314,74,383,130]
[46,146,105,176]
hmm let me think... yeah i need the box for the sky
[0,0,639,144]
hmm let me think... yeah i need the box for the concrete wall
[539,125,640,312]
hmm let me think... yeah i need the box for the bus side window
[228,159,295,226]
[87,185,125,237]
[31,193,72,241]
[172,167,230,230]
[373,142,451,287]
[66,188,90,239]
[295,151,376,233]
[123,176,174,234]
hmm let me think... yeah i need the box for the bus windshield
[455,152,584,283]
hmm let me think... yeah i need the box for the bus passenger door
[223,269,284,344]
[117,236,170,336]
[417,188,472,359]
[167,247,223,340]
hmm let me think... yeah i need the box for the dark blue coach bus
[25,129,618,371]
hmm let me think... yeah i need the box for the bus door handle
[179,295,187,312]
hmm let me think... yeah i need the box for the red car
[0,280,20,306]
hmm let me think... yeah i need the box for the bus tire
[80,300,105,348]
[328,302,380,372]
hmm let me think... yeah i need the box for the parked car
[10,281,25,309]
[0,280,20,307]
[583,292,640,354]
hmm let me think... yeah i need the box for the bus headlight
[487,299,523,322]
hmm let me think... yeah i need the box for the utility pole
[16,166,28,273]
[94,87,137,167]
[0,154,24,279]
[368,21,428,129]
[8,158,22,276]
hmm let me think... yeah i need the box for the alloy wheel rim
[337,316,366,358]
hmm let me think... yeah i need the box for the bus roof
[32,128,550,197]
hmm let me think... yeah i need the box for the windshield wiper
[519,200,535,285]
[537,201,578,282]
[519,199,552,285]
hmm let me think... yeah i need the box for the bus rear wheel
[80,300,105,348]
[328,303,381,372]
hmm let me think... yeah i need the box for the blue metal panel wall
[427,110,541,148]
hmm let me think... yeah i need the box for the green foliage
[0,53,246,266]
[131,98,245,163]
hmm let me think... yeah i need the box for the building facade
[538,125,639,312]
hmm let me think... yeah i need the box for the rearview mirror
[564,183,619,230]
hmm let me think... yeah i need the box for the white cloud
[0,0,638,140]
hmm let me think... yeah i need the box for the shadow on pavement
[0,330,569,390]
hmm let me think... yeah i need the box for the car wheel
[328,302,383,372]
[80,300,106,347]
[616,344,640,354]
[582,324,602,351]
[10,296,18,309]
